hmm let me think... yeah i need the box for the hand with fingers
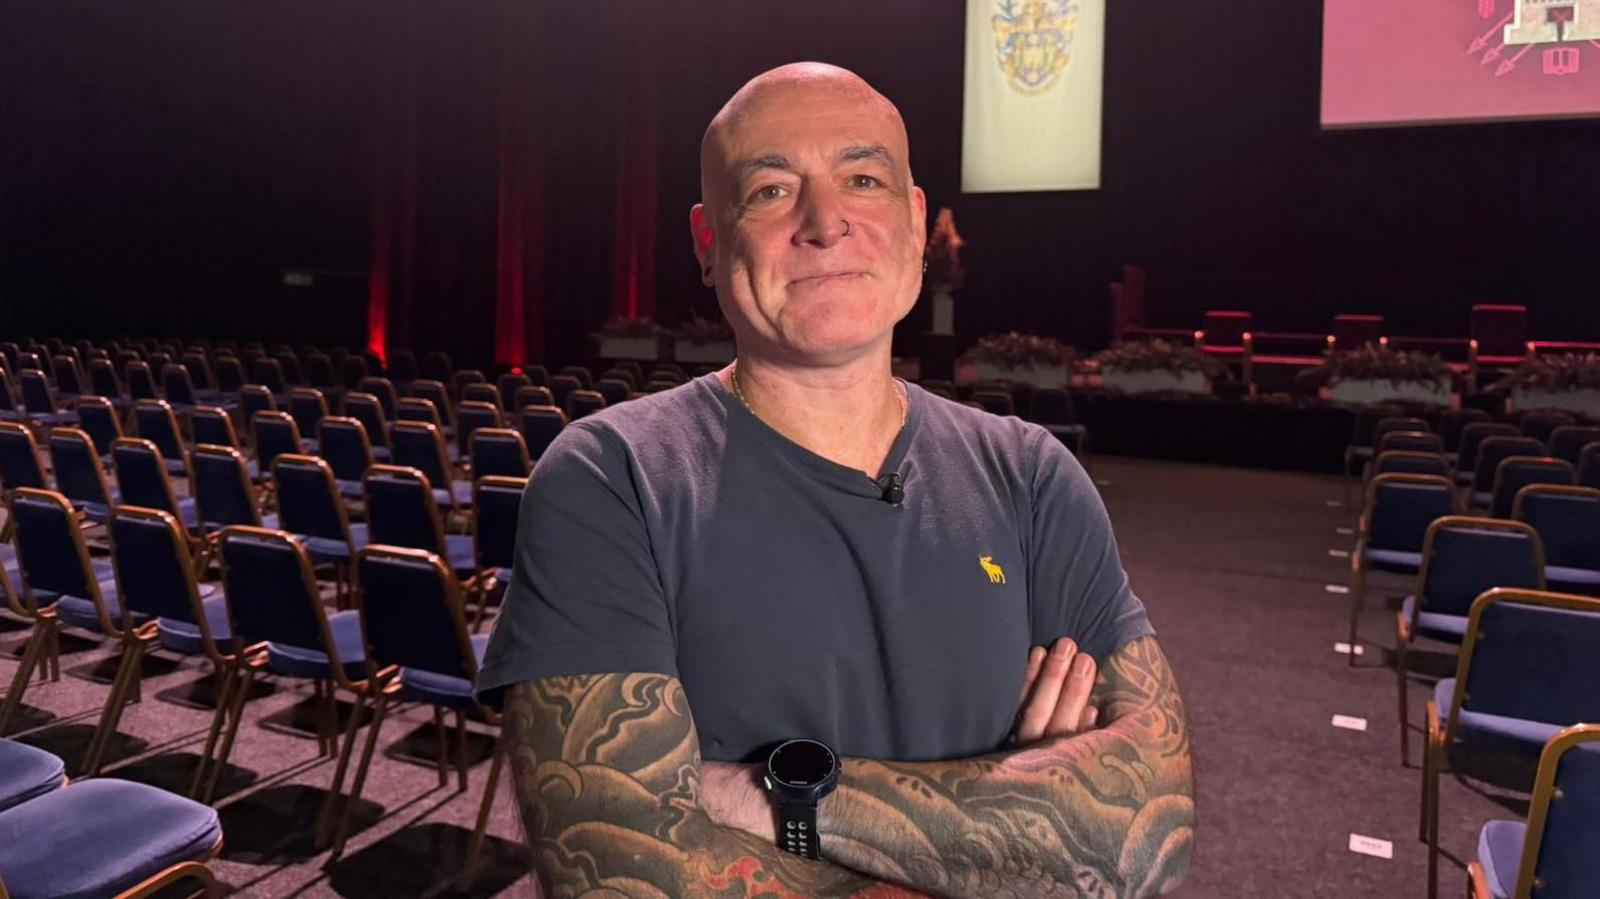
[1011,637,1099,746]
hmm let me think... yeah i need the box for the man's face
[694,76,927,365]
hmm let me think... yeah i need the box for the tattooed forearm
[503,675,930,898]
[820,636,1195,898]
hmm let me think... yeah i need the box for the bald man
[478,63,1193,897]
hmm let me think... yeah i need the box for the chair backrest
[1519,410,1574,447]
[1364,473,1459,553]
[422,351,453,384]
[252,411,303,474]
[305,352,336,389]
[133,399,186,468]
[191,445,262,531]
[341,353,370,390]
[272,454,351,543]
[396,397,444,431]
[19,370,55,414]
[566,389,606,421]
[1350,404,1406,451]
[461,382,502,409]
[276,352,304,388]
[474,475,527,571]
[1490,456,1575,519]
[1448,590,1600,733]
[10,488,102,614]
[559,365,593,389]
[594,378,631,407]
[1475,436,1549,494]
[1374,416,1430,444]
[317,416,375,483]
[469,428,530,479]
[0,369,16,415]
[451,370,486,403]
[49,356,83,396]
[48,428,112,509]
[342,392,389,450]
[1415,516,1544,619]
[213,356,245,393]
[512,385,554,412]
[110,506,208,636]
[356,546,478,684]
[0,422,47,492]
[160,364,198,407]
[388,350,419,385]
[407,380,453,427]
[456,401,504,459]
[1509,723,1600,899]
[87,359,123,400]
[191,406,240,451]
[181,353,214,391]
[519,406,568,462]
[75,396,122,456]
[548,375,582,412]
[288,388,329,438]
[1549,426,1600,466]
[251,357,287,394]
[1580,442,1600,490]
[363,465,446,554]
[497,372,533,399]
[389,421,453,493]
[598,368,636,391]
[1029,387,1076,425]
[972,389,1015,417]
[1371,450,1453,480]
[111,438,181,519]
[218,526,360,685]
[1458,422,1520,479]
[358,377,399,420]
[1514,485,1600,570]
[1375,430,1443,457]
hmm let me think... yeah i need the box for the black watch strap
[776,799,820,859]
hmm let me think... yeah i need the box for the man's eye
[848,174,883,189]
[750,184,787,202]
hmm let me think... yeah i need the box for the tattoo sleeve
[503,674,931,898]
[819,635,1195,898]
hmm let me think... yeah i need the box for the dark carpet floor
[0,457,1519,897]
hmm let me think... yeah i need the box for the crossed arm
[503,634,1193,898]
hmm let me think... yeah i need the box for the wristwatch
[762,737,840,859]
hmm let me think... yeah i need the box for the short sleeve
[474,422,678,709]
[1027,430,1154,663]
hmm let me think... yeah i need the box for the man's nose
[792,183,849,248]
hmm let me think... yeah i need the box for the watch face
[769,739,837,788]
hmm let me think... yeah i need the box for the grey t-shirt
[476,374,1153,763]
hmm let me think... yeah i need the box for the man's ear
[911,185,928,257]
[690,204,715,277]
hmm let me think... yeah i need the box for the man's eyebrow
[840,144,892,165]
[736,154,792,180]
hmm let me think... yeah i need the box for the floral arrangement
[925,207,965,290]
[1318,344,1450,386]
[963,332,1074,369]
[670,316,734,345]
[1092,340,1228,381]
[597,317,661,339]
[1500,353,1600,392]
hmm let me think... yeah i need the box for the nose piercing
[841,219,851,237]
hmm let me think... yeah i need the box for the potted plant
[925,207,965,337]
[1502,353,1600,418]
[1092,340,1223,396]
[1320,345,1452,406]
[962,332,1075,388]
[595,317,662,361]
[671,316,736,365]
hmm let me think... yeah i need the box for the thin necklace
[729,361,907,432]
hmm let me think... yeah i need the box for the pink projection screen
[1322,0,1600,128]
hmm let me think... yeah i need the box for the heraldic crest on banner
[992,0,1079,94]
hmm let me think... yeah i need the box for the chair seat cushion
[156,589,231,656]
[1351,446,1375,462]
[371,446,392,462]
[1476,819,1523,899]
[55,581,149,633]
[399,633,490,710]
[1401,595,1468,643]
[303,524,370,564]
[336,479,364,500]
[1546,565,1600,596]
[1365,548,1422,574]
[0,778,221,899]
[164,458,188,477]
[1436,678,1565,762]
[176,497,200,531]
[445,534,477,577]
[266,609,368,681]
[0,739,65,813]
[1471,490,1491,509]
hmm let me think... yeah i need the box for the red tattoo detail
[701,856,811,899]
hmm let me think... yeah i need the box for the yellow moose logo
[978,555,1007,584]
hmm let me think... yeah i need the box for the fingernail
[1055,639,1076,658]
[1072,654,1094,678]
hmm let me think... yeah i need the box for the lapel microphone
[877,471,905,505]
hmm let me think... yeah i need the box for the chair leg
[203,668,254,804]
[46,623,60,682]
[1396,641,1410,765]
[458,736,506,892]
[455,709,468,792]
[434,704,449,788]
[330,688,391,858]
[0,625,47,735]
[317,688,369,850]
[312,680,330,757]
[190,667,238,799]
[1346,557,1365,668]
[84,641,142,776]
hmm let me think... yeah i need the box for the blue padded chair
[1,489,135,735]
[305,352,339,395]
[190,444,275,534]
[1519,410,1574,448]
[322,545,504,883]
[159,364,200,414]
[450,370,486,407]
[1548,425,1600,467]
[1372,450,1453,479]
[406,379,454,431]
[1456,422,1520,487]
[558,365,592,390]
[565,389,606,421]
[0,422,47,498]
[461,382,501,411]
[213,356,245,396]
[594,378,631,408]
[469,428,530,480]
[454,401,503,463]
[1395,517,1545,764]
[191,405,242,454]
[124,360,160,403]
[1579,443,1600,490]
[422,351,454,385]
[525,364,555,388]
[271,454,368,579]
[470,475,527,629]
[362,465,477,580]
[48,428,118,523]
[390,421,471,509]
[387,350,419,387]
[0,776,222,898]
[497,372,532,404]
[112,438,199,533]
[132,400,190,478]
[182,352,224,405]
[250,357,290,403]
[511,385,554,413]
[1347,473,1458,666]
[317,416,375,500]
[358,377,400,422]
[251,410,305,482]
[341,392,392,462]
[1472,437,1546,508]
[547,374,581,413]
[75,395,122,459]
[288,388,329,452]
[274,352,304,390]
[19,370,73,427]
[1376,429,1445,459]
[1488,456,1574,520]
[202,526,373,804]
[0,738,65,812]
[1424,590,1600,898]
[518,405,567,463]
[87,358,129,411]
[237,384,275,447]
[396,398,460,464]
[1514,485,1600,597]
[48,356,85,403]
[0,369,26,423]
[1469,723,1600,899]
[972,389,1015,417]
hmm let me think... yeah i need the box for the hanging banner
[962,0,1106,192]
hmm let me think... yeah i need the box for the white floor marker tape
[1328,549,1350,559]
[1335,527,1354,536]
[1332,714,1368,732]
[1326,500,1343,508]
[1334,642,1365,656]
[1325,584,1350,594]
[1348,834,1393,859]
